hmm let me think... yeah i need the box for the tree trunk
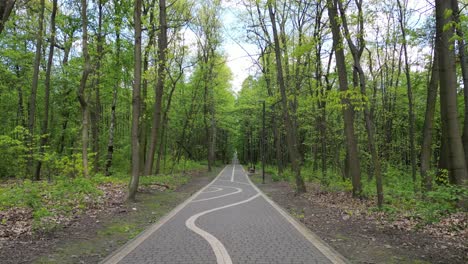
[337,0,382,205]
[104,14,121,176]
[436,0,468,187]
[91,0,104,173]
[0,0,15,35]
[327,0,362,197]
[397,0,417,190]
[420,39,439,192]
[268,1,306,193]
[128,0,142,201]
[35,0,57,180]
[78,0,92,178]
[28,0,45,178]
[144,0,167,176]
[451,0,468,169]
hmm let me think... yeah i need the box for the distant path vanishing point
[101,163,348,264]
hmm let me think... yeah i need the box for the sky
[220,1,258,94]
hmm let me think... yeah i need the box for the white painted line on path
[241,166,349,264]
[230,165,235,182]
[202,187,223,194]
[191,186,242,202]
[185,193,261,264]
[100,166,228,264]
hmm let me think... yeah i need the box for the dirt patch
[251,174,467,264]
[0,167,220,264]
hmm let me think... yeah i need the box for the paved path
[102,164,348,264]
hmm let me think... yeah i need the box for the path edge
[242,167,350,264]
[100,166,228,264]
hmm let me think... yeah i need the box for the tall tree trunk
[436,0,468,187]
[104,10,121,176]
[91,0,104,173]
[139,0,156,173]
[28,0,45,178]
[35,0,57,180]
[78,0,91,178]
[128,0,142,201]
[397,0,417,190]
[267,1,306,193]
[327,0,362,197]
[338,0,382,206]
[144,0,167,176]
[451,0,468,169]
[420,39,439,192]
[0,0,15,35]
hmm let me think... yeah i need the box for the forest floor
[250,173,467,264]
[0,167,221,264]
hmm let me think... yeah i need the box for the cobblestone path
[101,164,348,264]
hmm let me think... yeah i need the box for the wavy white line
[202,187,223,194]
[185,193,261,264]
[192,186,242,202]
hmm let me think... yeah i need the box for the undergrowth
[259,163,467,224]
[0,159,206,232]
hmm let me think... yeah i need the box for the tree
[0,0,15,35]
[78,0,92,178]
[128,0,142,201]
[326,0,362,197]
[28,0,45,178]
[397,0,417,190]
[338,0,383,206]
[144,0,168,176]
[35,0,58,180]
[267,0,306,193]
[435,0,468,186]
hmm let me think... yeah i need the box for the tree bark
[420,38,439,192]
[91,0,104,173]
[35,0,57,180]
[128,0,142,201]
[338,0,382,205]
[104,6,121,176]
[327,0,362,197]
[267,1,306,193]
[0,0,15,35]
[78,0,92,178]
[144,0,167,176]
[397,0,417,190]
[435,0,468,186]
[451,0,468,169]
[28,0,45,178]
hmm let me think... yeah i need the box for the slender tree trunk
[397,0,417,190]
[156,77,178,174]
[91,0,104,173]
[268,1,306,193]
[337,0,382,205]
[128,0,142,201]
[436,0,468,187]
[451,0,468,169]
[144,0,167,176]
[420,40,439,192]
[104,17,121,176]
[28,0,45,178]
[78,0,91,178]
[35,0,57,180]
[327,0,362,197]
[139,0,156,173]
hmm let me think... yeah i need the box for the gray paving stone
[112,164,337,264]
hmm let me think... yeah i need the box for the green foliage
[0,132,27,178]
